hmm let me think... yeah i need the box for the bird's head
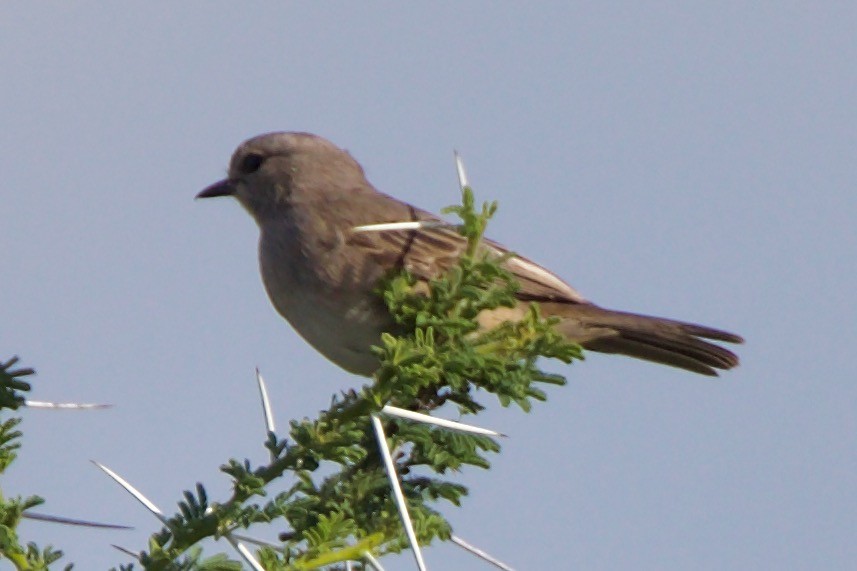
[197,131,366,223]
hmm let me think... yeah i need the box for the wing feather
[344,194,587,304]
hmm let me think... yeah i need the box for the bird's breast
[257,221,393,375]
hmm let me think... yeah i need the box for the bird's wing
[346,193,588,304]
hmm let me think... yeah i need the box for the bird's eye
[239,153,265,174]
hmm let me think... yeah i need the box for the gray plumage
[198,132,743,376]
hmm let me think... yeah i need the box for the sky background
[2,3,855,570]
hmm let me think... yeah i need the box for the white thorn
[255,368,276,434]
[22,511,131,530]
[225,534,265,571]
[353,220,455,233]
[364,550,386,570]
[111,544,140,559]
[454,151,470,190]
[179,506,263,568]
[91,461,167,524]
[24,400,111,409]
[451,534,516,571]
[370,415,427,571]
[381,405,506,437]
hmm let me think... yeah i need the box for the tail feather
[551,304,743,376]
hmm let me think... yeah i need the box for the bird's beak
[196,179,236,199]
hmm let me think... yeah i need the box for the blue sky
[2,3,855,569]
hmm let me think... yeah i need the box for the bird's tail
[552,304,743,376]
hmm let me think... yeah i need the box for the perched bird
[198,132,742,376]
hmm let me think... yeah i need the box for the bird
[197,132,742,377]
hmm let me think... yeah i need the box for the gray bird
[198,132,742,376]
